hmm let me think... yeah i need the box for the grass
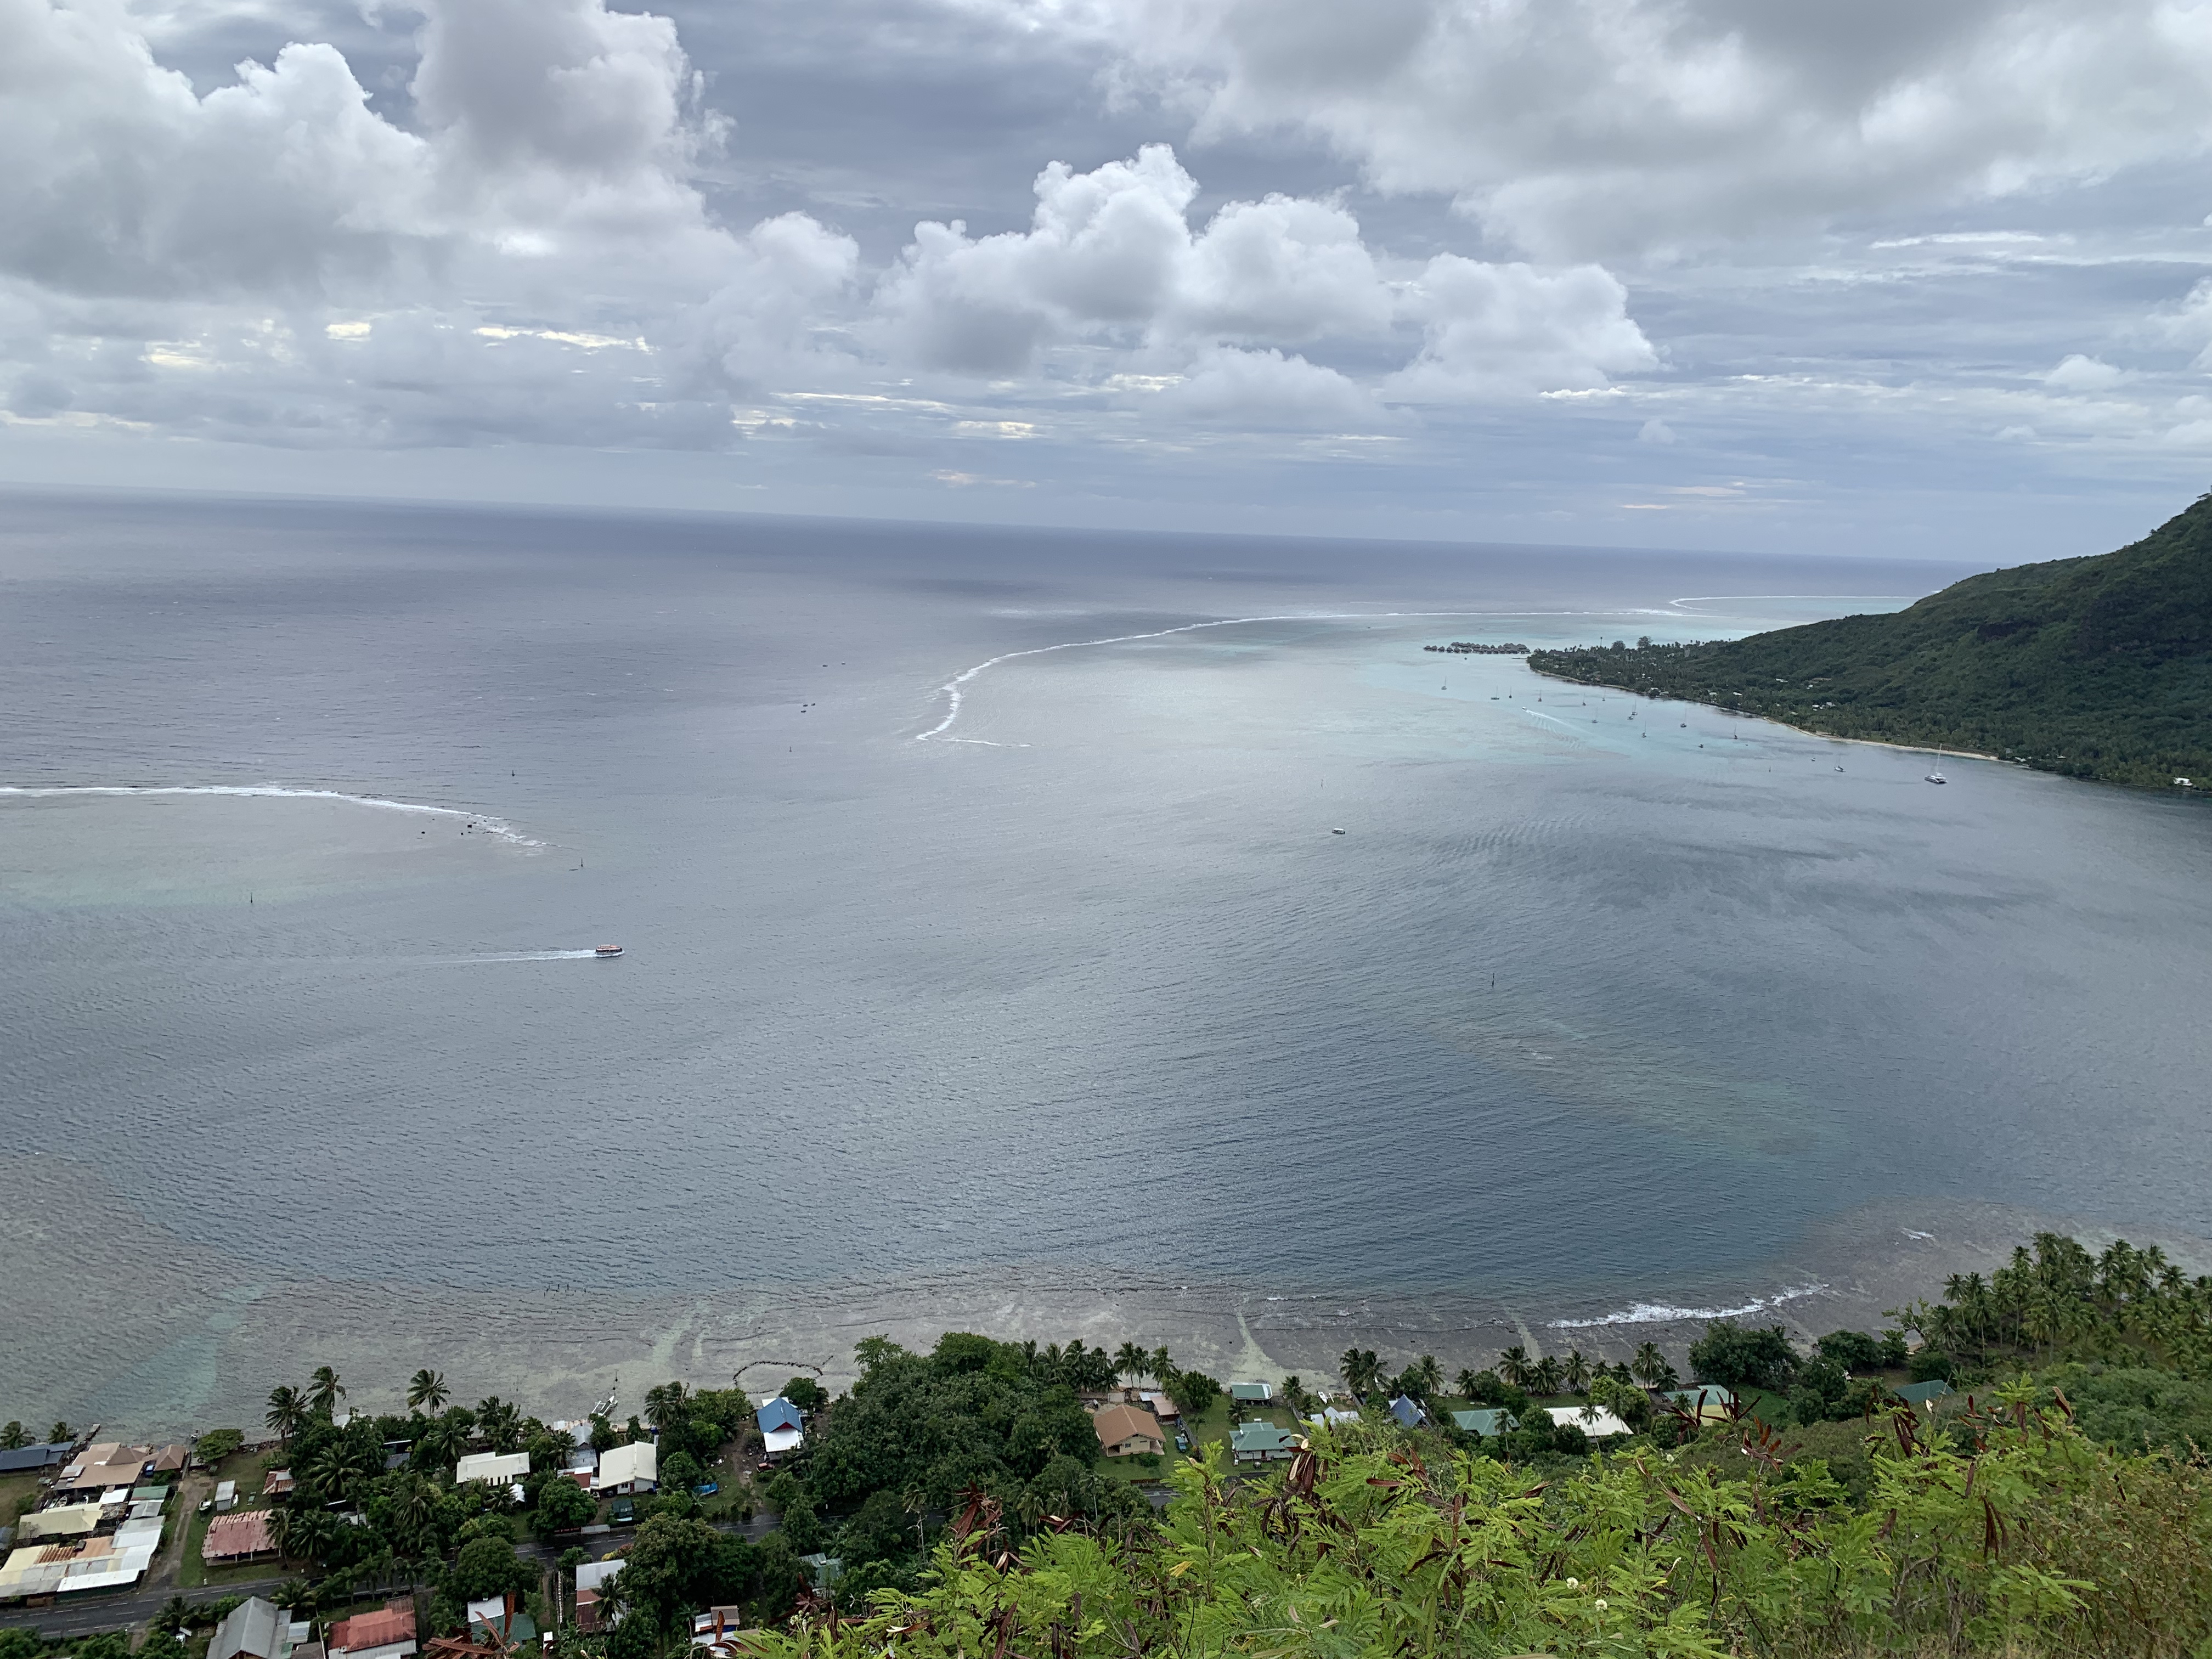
[0,1471,40,1530]
[178,1450,284,1589]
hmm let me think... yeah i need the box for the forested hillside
[1527,492,2212,786]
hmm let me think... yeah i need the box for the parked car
[610,1497,637,1526]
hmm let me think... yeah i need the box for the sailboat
[1925,747,1947,785]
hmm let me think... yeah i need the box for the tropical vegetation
[1525,490,2212,786]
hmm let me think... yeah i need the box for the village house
[208,1597,296,1659]
[452,1451,530,1492]
[1227,1383,1273,1404]
[755,1400,804,1460]
[595,1441,657,1494]
[325,1599,416,1659]
[1660,1384,1735,1423]
[1545,1404,1632,1438]
[1227,1423,1306,1464]
[1090,1404,1165,1458]
[574,1559,625,1632]
[202,1510,278,1567]
[1449,1407,1516,1437]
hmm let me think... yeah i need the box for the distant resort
[1422,641,1530,654]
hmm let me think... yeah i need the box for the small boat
[594,944,625,957]
[1330,827,1346,836]
[1925,770,1946,785]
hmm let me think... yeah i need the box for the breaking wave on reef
[1547,1282,1829,1328]
[0,784,541,847]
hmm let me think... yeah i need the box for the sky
[3,0,2211,558]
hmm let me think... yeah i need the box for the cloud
[871,143,1650,397]
[2044,353,2129,392]
[988,0,2212,258]
[1384,257,1656,399]
[1150,345,1379,423]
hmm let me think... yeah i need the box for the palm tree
[476,1396,522,1454]
[0,1422,26,1451]
[1630,1342,1668,1387]
[307,1366,346,1419]
[266,1386,308,1444]
[1113,1342,1148,1385]
[1497,1346,1531,1390]
[1411,1355,1444,1397]
[1338,1348,1382,1400]
[1530,1355,1564,1396]
[1453,1368,1485,1401]
[644,1381,690,1434]
[1149,1347,1173,1388]
[1563,1350,1590,1393]
[407,1369,449,1414]
[416,1411,467,1472]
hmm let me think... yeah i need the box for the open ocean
[4,489,2210,1431]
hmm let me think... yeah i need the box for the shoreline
[1523,665,2005,760]
[10,1156,2209,1439]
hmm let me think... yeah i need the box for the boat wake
[916,609,1584,743]
[460,950,605,963]
[0,784,542,847]
[1547,1282,1829,1329]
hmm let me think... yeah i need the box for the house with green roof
[1228,1423,1306,1464]
[1893,1379,1953,1408]
[1228,1382,1274,1404]
[1661,1385,1735,1421]
[1450,1408,1516,1438]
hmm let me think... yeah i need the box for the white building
[594,1441,657,1494]
[1545,1405,1632,1438]
[453,1451,531,1488]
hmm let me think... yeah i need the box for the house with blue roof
[756,1398,805,1458]
[1387,1394,1427,1429]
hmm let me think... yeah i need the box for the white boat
[1925,769,1946,785]
[594,944,624,957]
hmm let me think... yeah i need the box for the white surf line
[0,784,543,848]
[1545,1281,1830,1329]
[916,610,1560,742]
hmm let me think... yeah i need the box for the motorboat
[594,944,625,957]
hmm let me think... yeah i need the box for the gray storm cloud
[1000,0,2212,258]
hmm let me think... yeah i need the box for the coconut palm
[1149,1347,1173,1388]
[1113,1342,1148,1385]
[0,1422,26,1451]
[1338,1348,1383,1400]
[476,1396,522,1453]
[307,1366,346,1419]
[644,1381,690,1434]
[1496,1346,1531,1390]
[1530,1355,1564,1396]
[1410,1355,1444,1397]
[1453,1368,1485,1401]
[1630,1342,1669,1387]
[266,1385,309,1444]
[407,1369,449,1414]
[416,1411,467,1471]
[1563,1350,1590,1392]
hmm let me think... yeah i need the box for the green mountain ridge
[1527,492,2212,787]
